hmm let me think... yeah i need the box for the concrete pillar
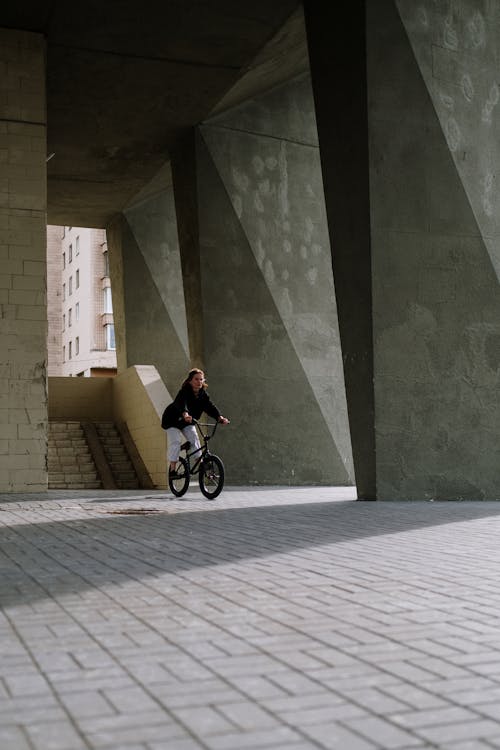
[106,164,190,396]
[368,1,500,499]
[306,1,500,499]
[0,29,47,492]
[304,2,375,498]
[171,130,205,368]
[172,74,354,485]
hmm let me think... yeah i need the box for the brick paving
[2,486,500,748]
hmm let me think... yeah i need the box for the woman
[162,368,229,477]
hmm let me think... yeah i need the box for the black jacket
[161,385,221,429]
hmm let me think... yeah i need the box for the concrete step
[48,421,102,490]
[49,420,144,491]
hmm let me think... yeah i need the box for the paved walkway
[2,487,500,749]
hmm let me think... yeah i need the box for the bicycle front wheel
[168,457,189,497]
[199,455,224,499]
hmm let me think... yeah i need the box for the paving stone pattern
[2,487,500,748]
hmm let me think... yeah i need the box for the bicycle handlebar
[192,418,230,439]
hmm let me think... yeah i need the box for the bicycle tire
[199,455,224,499]
[168,457,189,497]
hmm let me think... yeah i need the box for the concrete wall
[49,368,169,488]
[48,377,113,421]
[107,164,190,395]
[197,74,354,485]
[112,365,169,489]
[368,1,500,498]
[0,29,47,491]
[304,2,374,498]
[106,73,353,487]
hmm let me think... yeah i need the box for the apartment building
[46,226,117,377]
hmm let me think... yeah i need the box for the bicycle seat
[181,441,191,451]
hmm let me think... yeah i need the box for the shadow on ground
[2,497,500,607]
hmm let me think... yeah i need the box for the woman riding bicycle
[162,368,229,478]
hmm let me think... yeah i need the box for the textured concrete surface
[0,2,303,226]
[0,28,48,493]
[3,487,500,749]
[369,0,500,499]
[197,74,353,486]
[304,3,375,500]
[118,171,191,396]
[107,72,353,488]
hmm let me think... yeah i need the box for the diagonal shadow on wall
[121,216,189,395]
[196,132,351,485]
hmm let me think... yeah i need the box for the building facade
[47,226,117,377]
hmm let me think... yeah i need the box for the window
[62,283,66,301]
[68,308,72,327]
[69,276,72,295]
[62,252,66,269]
[69,244,72,263]
[62,313,65,330]
[68,341,72,359]
[103,287,113,313]
[75,302,79,321]
[76,235,80,255]
[103,250,110,276]
[76,269,79,289]
[105,324,116,350]
[75,337,79,355]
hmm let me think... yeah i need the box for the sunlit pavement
[2,486,500,749]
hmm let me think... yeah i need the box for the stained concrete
[197,75,353,485]
[109,187,190,396]
[0,1,302,227]
[304,2,375,498]
[368,1,500,498]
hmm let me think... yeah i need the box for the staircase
[95,421,140,489]
[48,421,148,490]
[48,421,101,490]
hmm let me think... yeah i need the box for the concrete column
[171,130,204,368]
[180,74,353,486]
[307,0,500,499]
[0,29,47,492]
[106,165,190,396]
[304,2,375,498]
[367,1,500,499]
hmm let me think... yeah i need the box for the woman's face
[190,372,204,392]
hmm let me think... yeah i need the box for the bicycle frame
[182,420,219,476]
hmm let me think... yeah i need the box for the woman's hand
[219,416,230,425]
[182,411,193,424]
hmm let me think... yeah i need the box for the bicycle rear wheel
[199,455,224,499]
[168,457,189,497]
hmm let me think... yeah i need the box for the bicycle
[168,420,225,499]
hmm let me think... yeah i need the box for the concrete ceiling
[1,1,308,227]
